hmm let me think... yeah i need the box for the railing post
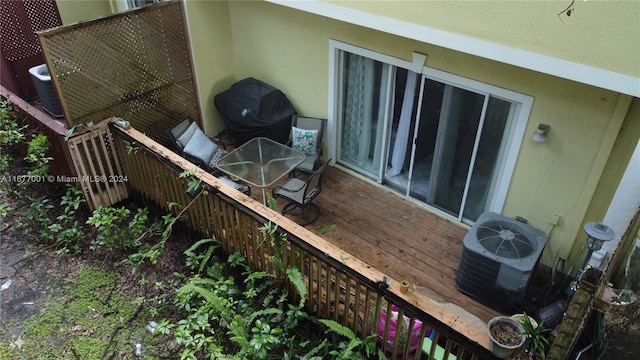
[547,267,601,360]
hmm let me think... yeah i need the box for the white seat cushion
[183,127,217,165]
[176,121,199,149]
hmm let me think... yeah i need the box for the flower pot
[511,313,539,329]
[488,316,526,358]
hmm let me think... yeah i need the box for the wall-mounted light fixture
[532,124,550,143]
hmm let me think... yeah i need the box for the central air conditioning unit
[29,64,64,118]
[455,212,547,313]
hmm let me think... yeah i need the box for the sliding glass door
[333,42,530,223]
[411,81,485,218]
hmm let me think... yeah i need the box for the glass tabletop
[216,137,305,188]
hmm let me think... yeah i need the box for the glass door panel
[338,53,390,180]
[462,97,513,220]
[408,78,443,202]
[431,86,484,216]
[383,68,421,194]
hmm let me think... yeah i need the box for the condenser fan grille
[476,220,535,259]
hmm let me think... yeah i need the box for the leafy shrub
[24,133,52,178]
[0,99,26,175]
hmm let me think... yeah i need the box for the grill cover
[214,77,296,146]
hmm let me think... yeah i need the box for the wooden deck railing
[102,119,494,359]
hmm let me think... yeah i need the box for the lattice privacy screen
[38,1,199,146]
[0,0,62,99]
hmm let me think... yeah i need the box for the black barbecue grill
[214,77,296,146]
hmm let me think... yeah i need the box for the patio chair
[167,116,250,195]
[272,160,329,225]
[289,115,327,176]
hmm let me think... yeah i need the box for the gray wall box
[29,64,63,118]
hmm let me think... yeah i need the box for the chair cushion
[292,126,318,156]
[183,126,217,165]
[176,121,199,149]
[218,175,242,190]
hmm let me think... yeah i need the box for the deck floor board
[260,164,502,324]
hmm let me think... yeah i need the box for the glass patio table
[216,137,305,204]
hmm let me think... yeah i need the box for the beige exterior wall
[573,98,640,268]
[329,0,640,78]
[183,0,236,135]
[56,0,113,25]
[214,1,639,270]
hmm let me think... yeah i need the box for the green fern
[314,224,336,235]
[319,319,357,340]
[320,319,386,360]
[261,287,280,308]
[184,238,219,273]
[266,195,279,211]
[246,308,284,325]
[228,315,249,340]
[184,238,219,255]
[297,339,327,360]
[245,271,274,284]
[286,267,307,306]
[178,280,227,314]
[339,338,363,359]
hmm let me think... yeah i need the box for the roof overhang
[267,0,640,97]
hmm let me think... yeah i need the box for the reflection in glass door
[430,84,484,215]
[403,77,513,220]
[337,50,517,222]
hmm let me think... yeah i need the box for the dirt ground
[0,178,192,358]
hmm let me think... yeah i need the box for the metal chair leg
[300,203,320,225]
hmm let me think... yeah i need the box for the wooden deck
[259,163,501,328]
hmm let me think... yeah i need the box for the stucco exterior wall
[328,0,640,78]
[56,0,113,25]
[183,0,235,135]
[574,98,640,269]
[219,1,636,269]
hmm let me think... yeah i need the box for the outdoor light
[568,222,615,296]
[532,123,550,143]
[581,222,615,268]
